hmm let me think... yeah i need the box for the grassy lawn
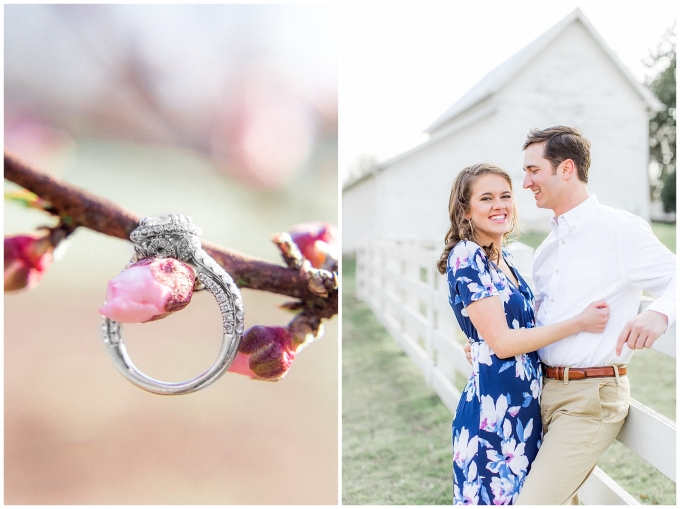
[650,222,676,253]
[343,217,676,504]
[517,222,676,253]
[342,259,453,504]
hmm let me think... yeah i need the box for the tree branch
[4,150,337,318]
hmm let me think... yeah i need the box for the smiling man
[514,126,676,504]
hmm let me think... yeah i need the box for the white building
[342,9,663,254]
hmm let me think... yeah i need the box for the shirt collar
[550,194,599,233]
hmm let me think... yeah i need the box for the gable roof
[424,8,664,134]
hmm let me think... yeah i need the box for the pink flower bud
[4,233,54,291]
[230,326,297,380]
[288,222,339,270]
[99,257,196,323]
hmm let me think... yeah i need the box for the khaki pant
[515,375,630,505]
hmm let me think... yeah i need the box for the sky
[339,1,676,183]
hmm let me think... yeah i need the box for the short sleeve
[447,241,498,308]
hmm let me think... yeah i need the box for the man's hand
[615,310,668,356]
[463,340,472,365]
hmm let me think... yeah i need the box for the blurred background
[5,4,338,504]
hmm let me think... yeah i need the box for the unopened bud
[99,257,196,323]
[288,222,339,271]
[230,325,297,381]
[4,233,54,291]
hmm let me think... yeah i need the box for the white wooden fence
[356,238,676,505]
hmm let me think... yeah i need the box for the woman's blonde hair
[436,163,519,274]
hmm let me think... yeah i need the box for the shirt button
[561,240,566,245]
[550,298,554,302]
[555,269,559,273]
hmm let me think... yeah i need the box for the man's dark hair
[522,126,591,183]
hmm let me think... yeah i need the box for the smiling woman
[437,163,610,504]
[341,2,675,505]
[464,175,515,266]
[437,163,519,274]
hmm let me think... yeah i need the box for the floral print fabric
[447,241,542,505]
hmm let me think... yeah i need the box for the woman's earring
[467,218,475,238]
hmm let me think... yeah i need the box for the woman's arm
[466,296,609,359]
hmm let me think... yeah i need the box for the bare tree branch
[4,150,337,318]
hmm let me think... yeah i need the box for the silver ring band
[101,214,244,395]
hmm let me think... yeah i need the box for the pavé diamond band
[101,214,244,395]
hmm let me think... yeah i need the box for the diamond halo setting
[101,214,244,395]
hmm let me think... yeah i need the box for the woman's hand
[577,300,610,333]
[466,296,611,359]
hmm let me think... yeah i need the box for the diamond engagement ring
[101,214,244,395]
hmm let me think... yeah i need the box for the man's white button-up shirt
[533,194,676,368]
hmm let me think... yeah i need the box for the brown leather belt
[542,363,626,381]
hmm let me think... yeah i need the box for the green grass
[515,230,550,250]
[651,222,676,253]
[342,260,453,504]
[517,222,676,253]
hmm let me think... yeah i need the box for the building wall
[342,175,378,254]
[342,19,652,253]
[375,111,504,246]
[496,19,651,230]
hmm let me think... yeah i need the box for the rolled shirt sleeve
[619,214,676,327]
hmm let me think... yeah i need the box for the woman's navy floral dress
[447,241,542,505]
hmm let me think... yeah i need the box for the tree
[646,24,676,212]
[660,168,676,213]
[344,154,379,185]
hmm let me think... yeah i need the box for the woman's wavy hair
[436,163,519,274]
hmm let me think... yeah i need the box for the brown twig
[4,150,337,318]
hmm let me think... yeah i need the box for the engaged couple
[442,126,676,505]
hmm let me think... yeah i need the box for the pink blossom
[4,112,74,170]
[211,72,315,189]
[4,233,54,291]
[288,222,339,270]
[99,257,195,323]
[229,326,297,380]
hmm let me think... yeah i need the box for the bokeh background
[5,4,338,504]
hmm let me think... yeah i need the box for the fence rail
[356,238,676,505]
